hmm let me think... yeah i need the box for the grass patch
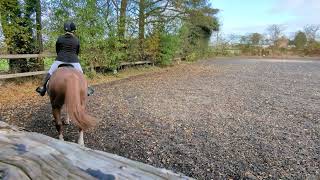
[0,59,9,71]
[87,65,163,85]
[44,57,55,70]
[0,58,54,72]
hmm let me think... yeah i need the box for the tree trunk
[36,0,43,53]
[24,0,41,71]
[138,0,145,59]
[35,0,44,70]
[118,0,128,41]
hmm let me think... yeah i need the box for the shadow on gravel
[25,103,80,142]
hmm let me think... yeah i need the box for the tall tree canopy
[293,31,307,49]
[0,0,220,70]
[0,0,43,72]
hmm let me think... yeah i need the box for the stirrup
[36,87,46,96]
[87,87,94,96]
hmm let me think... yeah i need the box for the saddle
[58,64,75,69]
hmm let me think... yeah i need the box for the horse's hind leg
[65,113,70,125]
[78,129,84,146]
[53,108,64,141]
[63,106,70,125]
[77,88,86,146]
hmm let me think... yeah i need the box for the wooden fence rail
[0,71,47,79]
[0,54,152,80]
[0,53,56,59]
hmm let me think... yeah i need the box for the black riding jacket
[55,33,80,63]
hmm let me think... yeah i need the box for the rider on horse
[36,22,93,96]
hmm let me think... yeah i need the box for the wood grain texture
[0,121,191,180]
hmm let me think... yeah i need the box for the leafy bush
[304,41,320,56]
[158,34,180,65]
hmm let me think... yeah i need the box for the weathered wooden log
[0,121,191,180]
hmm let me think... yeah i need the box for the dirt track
[1,58,320,179]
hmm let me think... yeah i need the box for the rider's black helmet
[64,22,76,32]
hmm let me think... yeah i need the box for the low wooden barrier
[0,121,192,179]
[0,54,153,80]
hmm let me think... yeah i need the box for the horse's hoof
[62,117,70,125]
[63,120,70,125]
[78,140,84,146]
[59,135,64,141]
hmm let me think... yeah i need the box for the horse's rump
[48,68,97,130]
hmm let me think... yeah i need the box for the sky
[211,0,320,37]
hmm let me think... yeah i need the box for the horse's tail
[65,75,97,130]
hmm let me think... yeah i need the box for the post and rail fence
[0,54,153,80]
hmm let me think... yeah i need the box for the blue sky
[211,0,320,36]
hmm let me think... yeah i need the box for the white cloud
[217,0,320,36]
[267,0,320,34]
[270,0,320,23]
[271,0,320,13]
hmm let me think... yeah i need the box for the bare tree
[266,24,285,46]
[228,34,241,45]
[240,35,249,45]
[304,24,320,42]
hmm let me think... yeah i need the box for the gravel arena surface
[1,58,320,179]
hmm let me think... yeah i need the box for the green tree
[176,0,219,59]
[136,0,173,59]
[0,0,41,72]
[293,31,307,49]
[39,0,220,69]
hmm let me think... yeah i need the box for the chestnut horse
[48,66,97,146]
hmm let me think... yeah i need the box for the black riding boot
[36,73,51,96]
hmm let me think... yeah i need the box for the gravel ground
[1,58,320,179]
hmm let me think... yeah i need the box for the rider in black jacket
[56,32,80,63]
[36,22,93,96]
